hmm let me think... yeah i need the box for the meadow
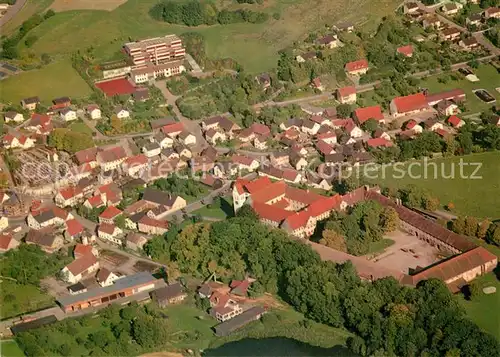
[0,280,55,320]
[0,60,92,105]
[15,0,401,74]
[365,151,500,219]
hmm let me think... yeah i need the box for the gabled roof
[345,59,369,72]
[317,34,337,45]
[58,186,83,200]
[316,140,335,155]
[98,222,118,235]
[75,147,98,164]
[232,154,256,166]
[65,254,97,276]
[97,146,127,163]
[138,215,169,229]
[0,233,14,250]
[251,201,294,223]
[354,105,384,124]
[29,113,50,127]
[74,243,93,258]
[124,154,148,167]
[86,195,104,208]
[392,93,429,113]
[142,187,180,207]
[425,88,466,105]
[282,210,311,231]
[161,122,184,134]
[397,45,413,57]
[65,219,84,237]
[96,268,113,283]
[99,206,122,220]
[203,116,238,131]
[366,138,393,148]
[338,86,356,97]
[22,96,40,104]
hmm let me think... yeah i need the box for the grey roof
[10,315,57,335]
[214,306,266,336]
[151,283,185,301]
[283,118,303,128]
[144,142,160,151]
[53,97,71,104]
[142,187,179,207]
[57,272,157,307]
[22,96,40,105]
[67,282,87,293]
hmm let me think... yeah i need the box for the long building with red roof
[390,93,429,117]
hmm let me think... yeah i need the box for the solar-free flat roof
[57,271,157,307]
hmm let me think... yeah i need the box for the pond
[203,337,356,357]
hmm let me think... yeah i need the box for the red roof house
[345,59,369,74]
[390,93,429,117]
[65,219,84,238]
[446,115,465,128]
[354,106,385,125]
[98,206,123,224]
[366,138,393,148]
[397,45,414,57]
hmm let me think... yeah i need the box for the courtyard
[367,230,442,274]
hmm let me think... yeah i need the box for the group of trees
[47,128,94,154]
[318,201,399,256]
[177,74,274,119]
[141,213,498,356]
[150,1,268,27]
[152,175,206,199]
[16,303,170,356]
[388,185,441,212]
[1,10,55,59]
[452,216,500,246]
[1,244,71,286]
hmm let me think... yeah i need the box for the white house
[0,216,8,231]
[4,111,24,123]
[206,129,227,145]
[114,106,130,119]
[97,223,123,245]
[60,108,77,122]
[86,105,102,120]
[96,268,123,287]
[2,134,35,150]
[61,254,99,284]
[179,131,197,146]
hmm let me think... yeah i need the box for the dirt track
[140,352,183,357]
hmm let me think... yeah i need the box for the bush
[272,12,281,20]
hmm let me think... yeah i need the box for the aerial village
[0,0,499,344]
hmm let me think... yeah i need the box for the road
[0,0,27,29]
[153,80,208,153]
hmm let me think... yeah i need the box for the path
[185,53,202,74]
[153,80,207,153]
[0,0,27,28]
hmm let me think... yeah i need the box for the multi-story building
[124,35,185,66]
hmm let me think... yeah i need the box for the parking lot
[368,230,442,274]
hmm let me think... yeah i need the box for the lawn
[419,64,500,115]
[0,340,25,357]
[456,273,500,340]
[0,280,55,319]
[366,238,395,255]
[365,151,500,219]
[193,197,234,219]
[19,0,401,74]
[0,60,92,105]
[68,121,93,135]
[1,0,54,35]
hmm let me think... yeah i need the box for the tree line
[150,0,268,27]
[142,212,499,356]
[16,302,171,356]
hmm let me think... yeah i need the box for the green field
[193,197,234,219]
[0,60,92,105]
[68,121,93,135]
[0,280,55,319]
[366,238,395,255]
[419,64,500,115]
[456,273,500,340]
[16,0,400,74]
[1,0,54,35]
[0,340,25,357]
[366,151,500,219]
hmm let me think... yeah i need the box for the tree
[361,119,379,133]
[467,281,481,300]
[44,9,55,19]
[423,196,440,211]
[477,219,491,240]
[452,216,466,235]
[486,224,500,245]
[380,207,399,233]
[319,229,347,252]
[464,216,478,237]
[132,315,169,348]
[236,204,258,220]
[337,104,352,118]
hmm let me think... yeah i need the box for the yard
[0,340,25,357]
[193,197,234,220]
[366,238,395,255]
[366,151,500,219]
[419,64,500,115]
[0,60,92,105]
[456,273,500,340]
[68,121,94,135]
[0,280,55,320]
[18,0,401,74]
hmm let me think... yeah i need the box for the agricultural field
[0,60,92,105]
[419,64,500,115]
[18,0,401,73]
[1,0,54,35]
[366,151,500,219]
[456,273,500,340]
[50,0,128,12]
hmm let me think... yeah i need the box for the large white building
[123,35,185,66]
[131,61,185,84]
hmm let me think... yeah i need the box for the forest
[142,211,499,356]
